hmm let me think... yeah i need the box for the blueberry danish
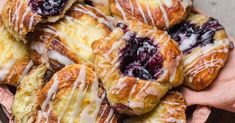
[1,0,77,42]
[169,13,233,91]
[92,21,183,115]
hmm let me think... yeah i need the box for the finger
[181,87,210,106]
[190,106,211,123]
[0,0,7,14]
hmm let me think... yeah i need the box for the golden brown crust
[0,17,32,86]
[109,0,192,29]
[30,4,113,72]
[1,0,77,42]
[12,65,47,123]
[181,13,231,91]
[36,64,119,123]
[92,21,183,115]
[85,0,111,15]
[124,91,186,123]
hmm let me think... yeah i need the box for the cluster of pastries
[0,0,233,123]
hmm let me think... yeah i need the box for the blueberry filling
[29,0,68,17]
[116,23,129,33]
[169,18,224,53]
[119,32,163,80]
[84,0,93,6]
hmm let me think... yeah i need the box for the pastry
[84,0,111,15]
[0,17,33,86]
[12,65,47,123]
[1,0,78,42]
[169,12,233,91]
[36,64,120,123]
[109,0,192,29]
[124,91,186,123]
[92,21,184,115]
[30,4,113,71]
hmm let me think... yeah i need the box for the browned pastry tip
[92,20,184,115]
[36,64,120,123]
[169,12,232,91]
[109,0,192,30]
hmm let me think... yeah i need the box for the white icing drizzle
[29,14,36,31]
[11,0,20,27]
[0,60,15,81]
[30,41,50,67]
[47,50,74,65]
[188,57,224,82]
[79,77,105,123]
[42,26,91,53]
[19,60,34,82]
[103,40,122,60]
[158,0,170,28]
[163,0,173,8]
[111,77,128,95]
[58,65,86,123]
[39,74,60,122]
[19,5,30,34]
[136,0,148,24]
[170,56,181,83]
[74,5,114,29]
[104,108,114,123]
[128,0,134,18]
[14,0,24,32]
[114,0,127,20]
[184,39,230,82]
[145,1,155,26]
[68,66,87,123]
[184,39,230,65]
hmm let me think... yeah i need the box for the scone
[125,91,186,123]
[0,17,33,86]
[110,0,192,29]
[30,3,113,71]
[1,0,78,42]
[36,64,120,123]
[92,21,184,115]
[12,65,47,123]
[169,12,233,91]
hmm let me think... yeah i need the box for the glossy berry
[119,32,163,80]
[29,0,68,16]
[169,18,223,54]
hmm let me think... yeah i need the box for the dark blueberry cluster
[119,32,163,80]
[169,18,224,53]
[84,0,93,6]
[29,0,68,17]
[116,23,129,33]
